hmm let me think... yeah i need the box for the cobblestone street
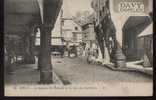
[52,56,152,84]
[51,56,153,96]
[5,56,153,96]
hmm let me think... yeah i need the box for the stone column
[39,25,53,84]
[23,35,31,64]
[23,28,35,64]
[29,28,36,64]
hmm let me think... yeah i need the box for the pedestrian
[68,45,71,57]
[73,45,77,57]
[87,48,92,64]
[60,45,64,58]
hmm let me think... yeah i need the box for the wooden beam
[37,0,44,24]
[43,0,62,25]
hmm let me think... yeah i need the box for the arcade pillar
[23,28,36,64]
[39,25,53,84]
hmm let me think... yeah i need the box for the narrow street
[52,56,152,84]
[4,0,153,96]
[5,55,153,96]
[51,55,153,96]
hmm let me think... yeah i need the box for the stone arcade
[4,0,63,84]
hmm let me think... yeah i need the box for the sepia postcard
[4,0,153,96]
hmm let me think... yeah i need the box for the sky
[62,0,93,17]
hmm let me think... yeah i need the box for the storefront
[138,23,153,67]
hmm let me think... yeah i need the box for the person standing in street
[73,45,77,57]
[60,45,64,58]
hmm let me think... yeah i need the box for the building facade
[62,19,83,46]
[91,0,153,68]
[81,14,97,49]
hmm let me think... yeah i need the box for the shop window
[75,27,78,31]
[73,34,77,41]
[84,33,87,38]
[100,11,102,17]
[102,7,105,12]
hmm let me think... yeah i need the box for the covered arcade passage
[4,0,63,84]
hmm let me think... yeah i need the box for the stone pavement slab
[5,63,63,85]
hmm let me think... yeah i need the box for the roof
[138,23,153,37]
[73,13,95,27]
[123,16,151,31]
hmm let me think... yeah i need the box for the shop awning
[138,23,153,37]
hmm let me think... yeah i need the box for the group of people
[67,45,78,58]
[85,48,99,64]
[59,43,99,64]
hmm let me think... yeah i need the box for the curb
[103,63,153,76]
[78,56,153,76]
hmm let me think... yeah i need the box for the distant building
[81,14,97,49]
[62,19,83,46]
[35,28,65,53]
